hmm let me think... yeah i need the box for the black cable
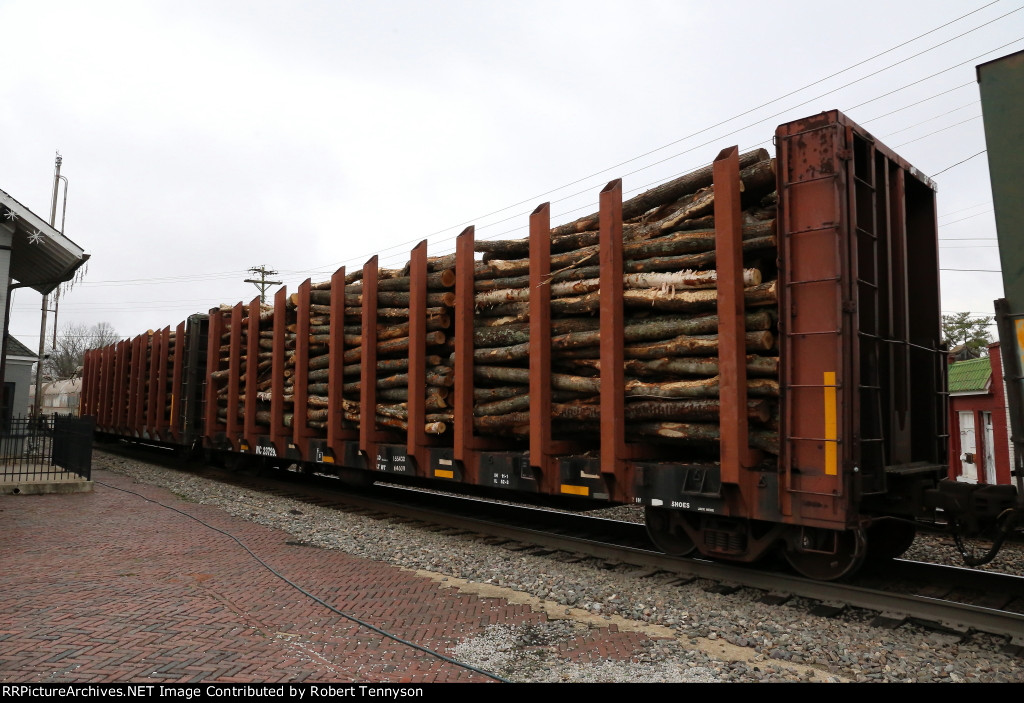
[940,212,995,227]
[61,15,1014,293]
[407,1,1009,240]
[843,36,1022,114]
[94,477,512,683]
[933,150,988,176]
[892,114,982,148]
[880,101,979,138]
[289,83,986,276]
[940,200,994,217]
[612,39,1021,197]
[93,23,1020,287]
[951,510,1021,567]
[443,86,987,249]
[859,81,975,123]
[291,5,1019,276]
[372,42,1021,266]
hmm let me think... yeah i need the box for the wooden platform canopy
[0,187,88,295]
[0,186,90,401]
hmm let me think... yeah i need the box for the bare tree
[40,322,119,381]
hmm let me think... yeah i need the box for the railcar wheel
[336,467,375,488]
[644,506,696,556]
[204,448,225,468]
[224,451,257,473]
[865,520,917,561]
[784,528,866,581]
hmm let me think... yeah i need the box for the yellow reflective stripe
[560,484,589,496]
[321,455,334,463]
[824,371,838,476]
[434,469,454,479]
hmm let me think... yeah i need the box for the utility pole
[34,152,65,416]
[244,265,282,304]
[50,168,68,349]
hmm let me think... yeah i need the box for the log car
[82,110,1018,580]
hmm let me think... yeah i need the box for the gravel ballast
[93,451,1023,683]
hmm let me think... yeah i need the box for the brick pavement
[0,468,667,683]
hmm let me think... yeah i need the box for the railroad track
[96,444,1024,650]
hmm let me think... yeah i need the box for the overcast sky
[2,0,1019,351]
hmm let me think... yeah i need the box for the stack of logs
[130,329,175,427]
[297,269,457,433]
[214,303,271,425]
[211,147,781,454]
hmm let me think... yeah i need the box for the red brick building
[948,342,1013,485]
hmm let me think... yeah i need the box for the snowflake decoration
[27,229,45,245]
[3,208,17,221]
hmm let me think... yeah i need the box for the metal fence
[0,414,95,482]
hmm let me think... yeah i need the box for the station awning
[0,187,89,295]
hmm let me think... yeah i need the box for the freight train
[81,110,1021,580]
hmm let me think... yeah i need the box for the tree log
[502,398,772,423]
[478,280,776,318]
[622,280,776,312]
[613,355,779,378]
[474,268,762,306]
[546,149,768,237]
[473,389,598,417]
[340,331,446,364]
[472,327,773,364]
[473,219,773,280]
[343,306,447,320]
[629,422,779,454]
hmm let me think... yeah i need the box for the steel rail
[318,481,1024,645]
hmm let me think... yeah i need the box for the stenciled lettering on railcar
[376,452,409,472]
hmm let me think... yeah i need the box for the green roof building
[948,343,1012,485]
[948,357,992,396]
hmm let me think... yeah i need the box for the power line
[287,4,1021,276]
[934,150,988,176]
[859,81,975,123]
[77,271,249,287]
[76,11,1018,289]
[940,210,995,226]
[879,101,980,138]
[843,36,1023,113]
[938,200,993,217]
[375,37,1019,265]
[20,7,1012,295]
[402,2,1008,243]
[941,310,1000,316]
[891,114,983,148]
